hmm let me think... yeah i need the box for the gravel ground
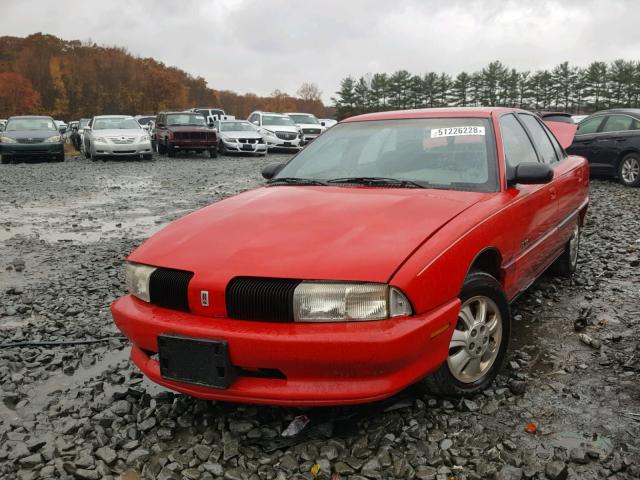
[0,152,639,480]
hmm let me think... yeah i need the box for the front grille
[275,131,297,141]
[226,277,301,322]
[302,128,321,135]
[109,137,135,144]
[238,138,259,144]
[149,268,194,312]
[16,138,45,144]
[174,132,209,141]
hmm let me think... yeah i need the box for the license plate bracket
[241,144,253,151]
[158,335,236,389]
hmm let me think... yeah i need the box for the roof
[93,115,133,118]
[8,115,54,120]
[343,107,524,122]
[590,108,640,117]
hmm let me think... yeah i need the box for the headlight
[94,136,107,144]
[45,135,62,143]
[138,135,150,142]
[261,129,277,138]
[292,282,412,322]
[125,262,157,303]
[0,136,17,144]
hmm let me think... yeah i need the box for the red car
[112,108,588,406]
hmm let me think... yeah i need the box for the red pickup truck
[154,112,218,158]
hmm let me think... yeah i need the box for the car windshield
[262,115,296,127]
[274,118,498,192]
[79,119,90,128]
[167,114,206,126]
[6,118,57,131]
[93,118,141,130]
[137,117,154,125]
[289,114,319,125]
[220,121,256,132]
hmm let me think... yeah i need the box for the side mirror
[252,120,259,126]
[320,121,325,127]
[510,162,554,186]
[261,163,285,180]
[208,121,214,128]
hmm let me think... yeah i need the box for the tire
[209,148,218,159]
[143,153,152,161]
[218,142,226,155]
[167,142,176,158]
[618,153,640,187]
[157,141,166,155]
[55,153,64,162]
[84,146,91,159]
[553,220,580,276]
[1,155,11,165]
[418,271,511,396]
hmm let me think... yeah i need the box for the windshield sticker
[430,126,485,138]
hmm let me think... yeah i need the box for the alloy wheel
[621,157,640,184]
[447,295,502,383]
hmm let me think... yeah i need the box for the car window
[276,117,498,192]
[93,118,141,130]
[499,114,539,168]
[262,115,296,127]
[519,114,558,164]
[6,118,57,131]
[577,116,604,135]
[601,114,634,133]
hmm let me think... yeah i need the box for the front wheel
[553,221,580,276]
[618,153,640,187]
[418,271,511,396]
[167,142,176,158]
[209,148,218,159]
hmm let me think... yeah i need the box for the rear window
[276,118,498,192]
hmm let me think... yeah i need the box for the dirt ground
[0,152,638,480]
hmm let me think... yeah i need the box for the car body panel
[113,107,589,405]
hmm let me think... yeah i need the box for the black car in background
[567,109,640,186]
[0,115,65,164]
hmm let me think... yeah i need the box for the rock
[203,463,224,476]
[278,454,299,472]
[182,468,201,479]
[497,465,523,480]
[74,468,100,480]
[19,453,42,468]
[463,399,479,412]
[194,445,212,462]
[545,460,568,480]
[569,448,588,464]
[95,446,117,465]
[126,448,150,468]
[509,380,527,396]
[138,417,156,432]
[415,465,438,480]
[361,457,382,479]
[439,438,453,450]
[110,399,131,415]
[224,468,248,480]
[228,420,253,434]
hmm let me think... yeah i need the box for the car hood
[128,186,487,284]
[296,123,324,129]
[94,129,145,137]
[262,125,298,133]
[1,129,58,139]
[220,131,262,139]
[167,126,211,132]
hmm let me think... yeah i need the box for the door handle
[615,137,628,142]
[550,187,557,200]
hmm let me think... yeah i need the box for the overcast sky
[3,0,640,103]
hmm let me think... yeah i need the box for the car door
[519,113,586,253]
[593,114,637,174]
[567,115,605,173]
[500,113,558,294]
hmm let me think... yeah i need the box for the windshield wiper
[267,177,328,186]
[327,177,427,188]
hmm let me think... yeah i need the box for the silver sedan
[217,120,267,156]
[84,115,153,160]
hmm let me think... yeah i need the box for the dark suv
[155,112,218,158]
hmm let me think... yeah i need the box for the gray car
[84,115,152,160]
[217,120,267,156]
[0,115,65,164]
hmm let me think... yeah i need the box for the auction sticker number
[430,126,485,138]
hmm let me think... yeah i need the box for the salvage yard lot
[0,153,639,480]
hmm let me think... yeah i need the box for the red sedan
[112,107,589,406]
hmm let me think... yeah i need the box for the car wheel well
[468,248,503,283]
[617,149,640,167]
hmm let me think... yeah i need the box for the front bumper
[221,139,267,154]
[265,136,302,150]
[170,139,217,150]
[0,142,64,157]
[111,294,458,406]
[94,141,152,156]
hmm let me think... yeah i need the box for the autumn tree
[0,72,41,114]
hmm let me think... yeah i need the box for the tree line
[333,60,640,118]
[0,33,328,120]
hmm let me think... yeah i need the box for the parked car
[285,112,326,144]
[111,107,588,405]
[216,119,267,156]
[135,115,156,132]
[0,119,7,131]
[83,115,153,160]
[155,111,218,158]
[319,118,337,128]
[567,108,640,186]
[572,115,588,124]
[54,120,68,134]
[189,107,227,126]
[247,111,303,151]
[0,115,65,164]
